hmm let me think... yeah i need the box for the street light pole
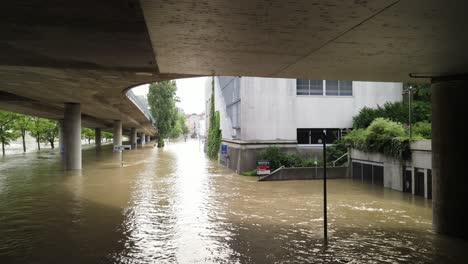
[321,129,328,244]
[402,86,417,139]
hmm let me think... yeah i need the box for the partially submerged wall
[258,166,348,181]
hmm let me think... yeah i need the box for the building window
[296,79,353,96]
[297,128,346,144]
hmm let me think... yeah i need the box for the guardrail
[332,152,349,167]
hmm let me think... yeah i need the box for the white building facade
[205,76,402,173]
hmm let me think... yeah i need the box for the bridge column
[58,119,64,153]
[141,132,146,145]
[95,128,101,150]
[432,77,468,239]
[63,103,81,170]
[130,128,137,149]
[146,135,150,143]
[113,120,122,149]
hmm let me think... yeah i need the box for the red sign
[256,161,271,175]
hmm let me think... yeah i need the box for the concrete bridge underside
[1,0,467,239]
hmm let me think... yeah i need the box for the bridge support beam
[432,77,468,239]
[95,128,101,150]
[58,119,64,153]
[146,135,150,143]
[141,132,146,145]
[63,103,81,170]
[130,128,137,149]
[113,120,122,149]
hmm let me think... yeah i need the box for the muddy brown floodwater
[0,140,467,263]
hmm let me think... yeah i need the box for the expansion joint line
[273,0,401,77]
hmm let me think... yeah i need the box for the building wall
[240,77,296,141]
[234,77,403,141]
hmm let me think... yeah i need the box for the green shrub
[301,158,322,167]
[413,121,431,139]
[344,118,412,160]
[353,102,407,129]
[326,139,348,165]
[258,146,283,171]
[241,169,257,176]
[280,153,303,168]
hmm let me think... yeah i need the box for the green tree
[147,81,178,147]
[102,131,113,142]
[168,111,189,139]
[28,117,58,150]
[13,114,33,153]
[207,76,221,159]
[0,111,19,156]
[41,119,58,149]
[81,128,95,144]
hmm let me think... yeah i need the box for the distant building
[205,76,403,173]
[185,113,204,138]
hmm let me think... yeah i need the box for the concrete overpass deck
[1,0,468,239]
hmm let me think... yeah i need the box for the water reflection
[0,141,467,263]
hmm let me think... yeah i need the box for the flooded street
[0,141,467,263]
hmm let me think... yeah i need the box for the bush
[413,121,431,139]
[258,146,283,171]
[326,139,348,165]
[280,153,303,168]
[344,118,412,160]
[353,102,407,129]
[259,147,328,169]
[241,169,257,176]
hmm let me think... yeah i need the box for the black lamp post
[402,86,417,139]
[318,129,328,244]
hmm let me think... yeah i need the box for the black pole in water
[322,129,328,244]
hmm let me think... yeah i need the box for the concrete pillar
[58,119,64,153]
[113,120,122,148]
[432,77,468,239]
[63,103,81,170]
[141,132,146,145]
[146,135,150,143]
[130,128,137,149]
[95,128,101,150]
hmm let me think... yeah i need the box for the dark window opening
[297,128,345,144]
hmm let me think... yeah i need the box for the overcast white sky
[132,77,208,114]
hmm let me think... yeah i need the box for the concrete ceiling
[1,0,467,132]
[0,0,173,134]
[142,0,468,82]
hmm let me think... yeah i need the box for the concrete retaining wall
[350,149,404,191]
[349,140,433,199]
[258,166,348,181]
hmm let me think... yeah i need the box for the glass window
[297,128,342,144]
[310,80,323,95]
[339,80,353,96]
[325,80,339,96]
[296,79,309,95]
[296,79,352,96]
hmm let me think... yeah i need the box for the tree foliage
[41,119,58,148]
[0,111,19,156]
[207,77,221,159]
[102,132,113,142]
[353,83,432,134]
[168,110,189,139]
[13,114,32,152]
[81,128,95,144]
[148,81,178,147]
[28,117,58,150]
[344,118,416,160]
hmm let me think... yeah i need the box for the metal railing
[332,152,349,167]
